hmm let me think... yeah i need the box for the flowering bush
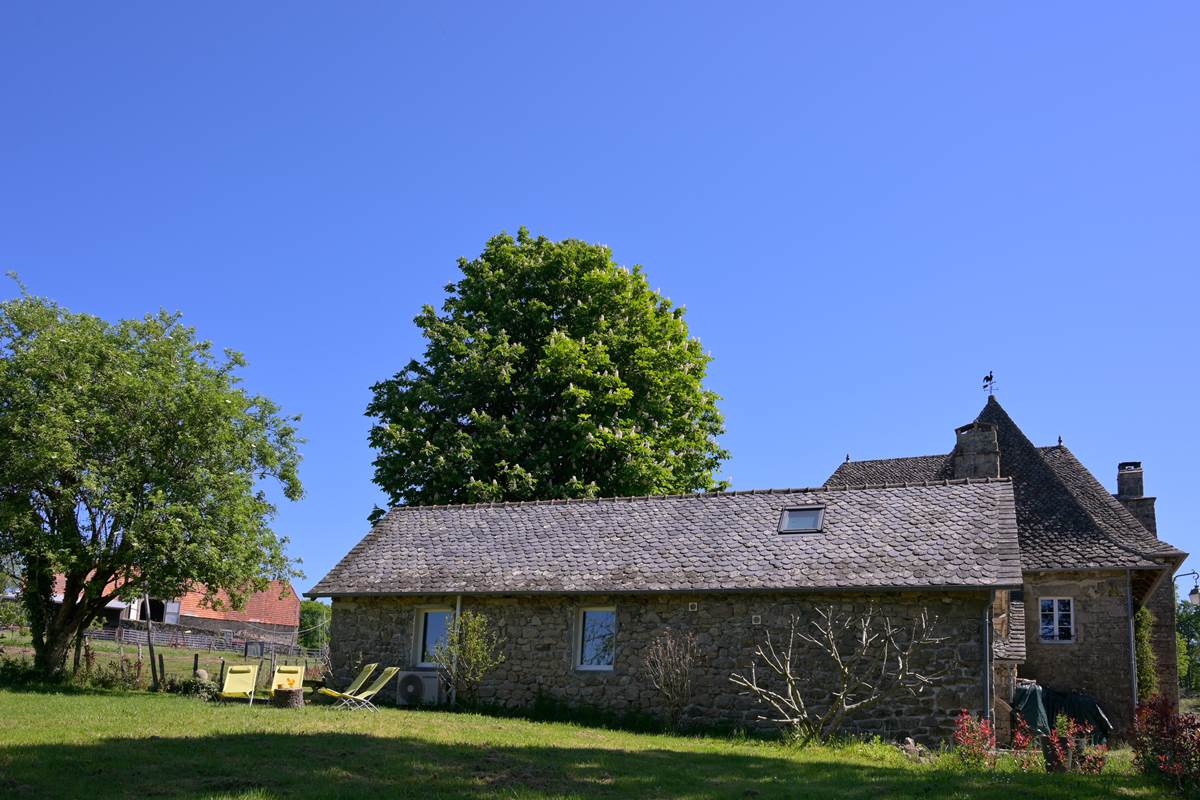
[1132,694,1200,792]
[1046,713,1107,774]
[953,709,996,769]
[1011,716,1044,772]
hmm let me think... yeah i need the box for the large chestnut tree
[367,229,728,510]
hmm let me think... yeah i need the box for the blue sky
[3,4,1198,594]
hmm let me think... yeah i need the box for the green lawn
[0,689,1174,800]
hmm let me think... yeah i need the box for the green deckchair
[321,666,400,712]
[317,663,377,708]
[219,665,259,705]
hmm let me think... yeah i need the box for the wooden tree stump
[271,688,304,709]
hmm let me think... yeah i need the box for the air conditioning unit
[396,671,442,706]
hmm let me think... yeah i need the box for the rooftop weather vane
[982,371,995,395]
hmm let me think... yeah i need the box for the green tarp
[1011,684,1112,744]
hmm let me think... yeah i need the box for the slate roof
[826,397,1186,572]
[309,480,1022,597]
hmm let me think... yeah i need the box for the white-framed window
[576,607,617,670]
[416,608,454,667]
[1039,597,1074,642]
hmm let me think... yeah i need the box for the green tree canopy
[0,283,303,675]
[299,600,331,650]
[367,229,729,509]
[1177,594,1200,690]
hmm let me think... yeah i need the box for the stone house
[311,397,1184,740]
[826,396,1186,735]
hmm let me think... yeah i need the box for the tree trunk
[32,624,76,677]
[72,630,84,674]
[145,595,159,690]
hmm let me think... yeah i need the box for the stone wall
[1019,571,1136,734]
[330,589,991,742]
[992,663,1018,744]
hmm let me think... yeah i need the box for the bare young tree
[432,610,506,707]
[730,605,947,744]
[642,628,699,729]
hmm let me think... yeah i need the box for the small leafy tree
[366,228,729,511]
[730,606,946,745]
[0,283,303,677]
[299,600,331,651]
[642,628,699,730]
[0,599,27,630]
[1177,595,1200,691]
[1136,606,1159,702]
[432,610,505,707]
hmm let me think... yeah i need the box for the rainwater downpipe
[983,593,993,720]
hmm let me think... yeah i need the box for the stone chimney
[952,422,1000,479]
[1115,461,1157,534]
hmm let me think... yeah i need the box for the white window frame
[1038,596,1075,643]
[575,606,617,671]
[415,607,454,668]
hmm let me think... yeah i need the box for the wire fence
[85,625,323,659]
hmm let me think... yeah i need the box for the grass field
[0,688,1175,800]
[0,630,316,689]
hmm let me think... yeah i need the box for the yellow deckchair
[320,666,400,712]
[317,663,377,708]
[269,664,305,696]
[219,665,259,705]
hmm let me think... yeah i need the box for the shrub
[1011,715,1044,773]
[85,656,146,691]
[1133,694,1200,792]
[1045,713,1107,774]
[163,675,219,701]
[0,654,40,686]
[952,710,996,769]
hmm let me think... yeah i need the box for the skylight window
[778,506,825,533]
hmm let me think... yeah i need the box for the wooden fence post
[193,653,199,677]
[219,658,226,687]
[158,653,165,685]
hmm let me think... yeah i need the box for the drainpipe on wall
[1127,570,1138,710]
[983,594,993,720]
